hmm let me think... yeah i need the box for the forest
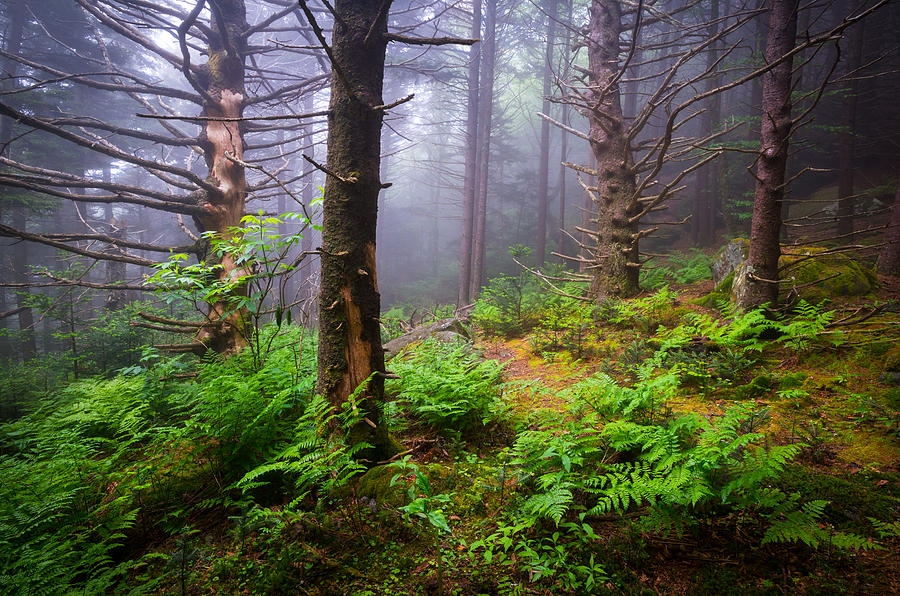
[1,0,899,593]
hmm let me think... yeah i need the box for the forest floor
[299,278,900,595]
[4,275,900,595]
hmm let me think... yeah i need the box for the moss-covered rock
[710,238,749,286]
[779,247,877,303]
[730,374,775,400]
[693,271,734,308]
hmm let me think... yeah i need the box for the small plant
[388,456,453,534]
[147,210,316,365]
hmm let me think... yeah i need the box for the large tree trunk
[457,1,481,307]
[877,167,900,276]
[586,0,639,299]
[470,0,496,298]
[536,0,557,268]
[737,0,797,309]
[316,0,393,460]
[191,0,251,354]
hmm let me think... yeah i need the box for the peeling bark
[191,0,251,354]
[316,0,393,461]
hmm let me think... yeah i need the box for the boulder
[706,241,877,307]
[383,318,471,360]
[711,238,749,286]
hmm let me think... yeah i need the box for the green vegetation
[2,250,899,594]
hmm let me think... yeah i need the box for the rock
[383,318,471,360]
[778,248,876,304]
[718,243,876,307]
[729,260,753,306]
[711,238,749,286]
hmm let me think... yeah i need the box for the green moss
[775,465,900,534]
[883,346,900,373]
[731,374,775,400]
[778,372,808,389]
[779,248,877,303]
[693,271,734,308]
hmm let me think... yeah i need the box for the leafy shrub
[386,339,503,433]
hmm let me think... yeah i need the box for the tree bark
[694,0,721,246]
[536,0,557,268]
[1,0,36,360]
[877,167,900,276]
[457,0,481,307]
[586,0,639,299]
[835,21,864,238]
[470,0,495,298]
[316,0,393,460]
[738,0,797,309]
[191,0,251,354]
[557,0,573,261]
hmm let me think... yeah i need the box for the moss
[779,247,877,304]
[778,372,808,389]
[883,345,900,373]
[693,271,734,308]
[775,465,900,534]
[731,374,775,400]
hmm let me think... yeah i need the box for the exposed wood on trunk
[191,0,251,354]
[316,0,393,462]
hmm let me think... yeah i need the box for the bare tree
[0,0,329,354]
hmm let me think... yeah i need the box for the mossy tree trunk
[586,0,640,299]
[316,0,394,461]
[191,0,251,354]
[738,0,797,309]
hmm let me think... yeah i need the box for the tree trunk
[1,0,35,360]
[316,0,393,460]
[835,21,863,238]
[191,0,251,354]
[877,167,900,275]
[738,0,797,309]
[470,0,496,298]
[536,0,557,268]
[457,0,481,307]
[557,0,573,261]
[694,0,721,246]
[587,0,639,299]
